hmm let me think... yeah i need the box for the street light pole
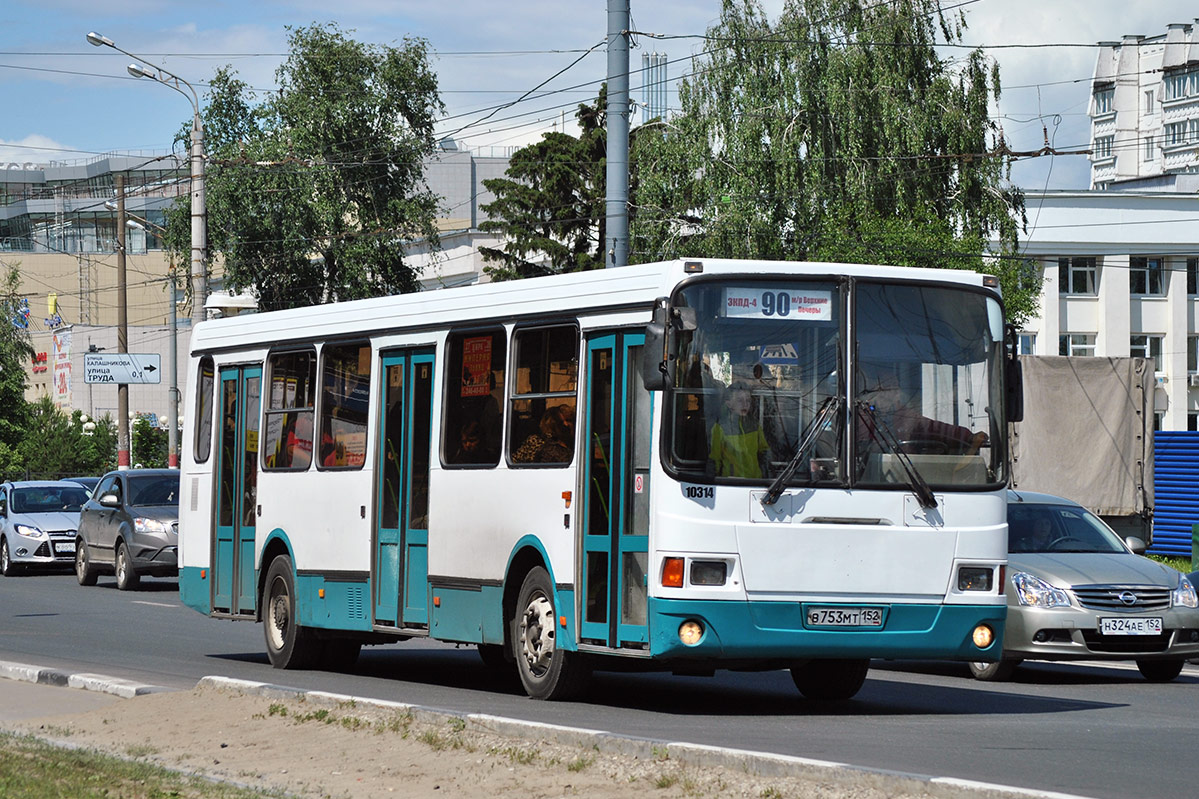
[87,31,207,327]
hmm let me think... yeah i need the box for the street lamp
[87,31,207,329]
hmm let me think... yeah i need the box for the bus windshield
[664,278,1005,488]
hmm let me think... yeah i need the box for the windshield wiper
[855,401,937,510]
[761,396,841,507]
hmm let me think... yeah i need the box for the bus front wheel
[790,658,870,700]
[513,567,590,700]
[263,554,321,669]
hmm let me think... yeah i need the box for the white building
[1091,23,1199,188]
[1013,188,1199,431]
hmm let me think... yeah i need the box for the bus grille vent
[347,585,365,619]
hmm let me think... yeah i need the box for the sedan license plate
[53,541,76,555]
[1099,617,1162,636]
[806,606,883,628]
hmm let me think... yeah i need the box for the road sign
[84,353,162,385]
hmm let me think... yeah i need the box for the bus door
[373,349,434,628]
[580,332,651,649]
[214,365,262,617]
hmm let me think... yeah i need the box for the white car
[0,481,91,575]
[970,490,1199,682]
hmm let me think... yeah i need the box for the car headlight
[13,524,47,540]
[133,518,171,535]
[1011,571,1071,608]
[1172,575,1198,609]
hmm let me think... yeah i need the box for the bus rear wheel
[790,658,870,700]
[513,567,589,700]
[263,554,321,669]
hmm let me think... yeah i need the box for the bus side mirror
[642,298,671,391]
[1005,323,1024,423]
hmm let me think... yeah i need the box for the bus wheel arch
[257,535,293,623]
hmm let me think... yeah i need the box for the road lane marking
[130,601,178,608]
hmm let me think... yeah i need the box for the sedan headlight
[13,524,47,540]
[1012,571,1071,608]
[134,518,171,535]
[1172,575,1198,609]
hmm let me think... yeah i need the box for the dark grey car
[75,469,180,590]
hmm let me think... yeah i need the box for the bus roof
[189,258,990,356]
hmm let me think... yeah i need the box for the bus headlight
[678,620,704,646]
[957,567,993,592]
[690,560,728,586]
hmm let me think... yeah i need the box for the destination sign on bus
[723,287,832,321]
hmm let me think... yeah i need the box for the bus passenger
[513,405,573,464]
[709,381,768,478]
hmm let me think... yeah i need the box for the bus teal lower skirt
[647,597,1005,661]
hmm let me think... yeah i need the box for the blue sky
[1,0,1196,191]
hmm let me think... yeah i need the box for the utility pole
[115,175,130,470]
[168,255,179,467]
[605,0,630,268]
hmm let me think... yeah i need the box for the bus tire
[513,567,590,700]
[263,554,320,669]
[790,658,870,700]
[115,541,140,590]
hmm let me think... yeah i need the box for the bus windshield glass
[664,278,1005,489]
[666,279,844,484]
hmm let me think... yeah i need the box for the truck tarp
[1010,356,1153,518]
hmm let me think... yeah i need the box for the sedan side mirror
[98,493,121,509]
[1124,536,1147,555]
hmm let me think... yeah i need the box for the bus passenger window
[193,356,215,463]
[443,329,506,467]
[318,342,371,469]
[262,350,317,471]
[509,325,578,467]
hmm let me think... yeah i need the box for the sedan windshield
[12,486,91,513]
[1008,503,1127,554]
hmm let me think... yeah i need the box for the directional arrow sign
[84,353,162,385]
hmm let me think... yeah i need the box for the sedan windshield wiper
[761,396,841,507]
[854,401,937,510]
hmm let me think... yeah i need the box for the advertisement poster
[52,329,71,409]
[460,336,492,398]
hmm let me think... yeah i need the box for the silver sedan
[970,490,1199,682]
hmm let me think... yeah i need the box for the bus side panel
[647,597,1005,660]
[179,566,210,614]
[296,574,373,632]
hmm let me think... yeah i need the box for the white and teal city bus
[178,258,1019,700]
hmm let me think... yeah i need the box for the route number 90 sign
[723,287,833,321]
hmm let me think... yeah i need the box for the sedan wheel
[0,538,20,577]
[115,541,140,590]
[1136,658,1184,682]
[75,539,97,586]
[968,658,1020,682]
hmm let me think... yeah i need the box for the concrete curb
[197,675,1098,799]
[0,660,169,698]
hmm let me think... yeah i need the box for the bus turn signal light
[662,557,685,588]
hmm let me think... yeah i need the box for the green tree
[631,0,1036,323]
[166,23,444,310]
[7,398,116,480]
[131,417,168,469]
[478,89,608,279]
[0,263,33,467]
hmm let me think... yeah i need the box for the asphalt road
[2,571,1196,799]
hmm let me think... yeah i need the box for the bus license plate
[1099,617,1161,636]
[53,541,75,555]
[806,606,883,628]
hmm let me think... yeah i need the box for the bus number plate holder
[805,606,884,628]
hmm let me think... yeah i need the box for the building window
[1190,257,1199,295]
[1058,256,1097,295]
[1130,334,1163,372]
[1129,257,1165,295]
[1164,121,1189,146]
[1165,70,1189,101]
[1093,85,1114,114]
[1059,334,1096,357]
[1188,412,1198,432]
[1094,136,1113,159]
[1154,412,1164,432]
[1189,335,1199,373]
[1145,89,1155,113]
[1144,135,1156,161]
[1018,333,1036,355]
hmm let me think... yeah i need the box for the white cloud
[0,135,78,166]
